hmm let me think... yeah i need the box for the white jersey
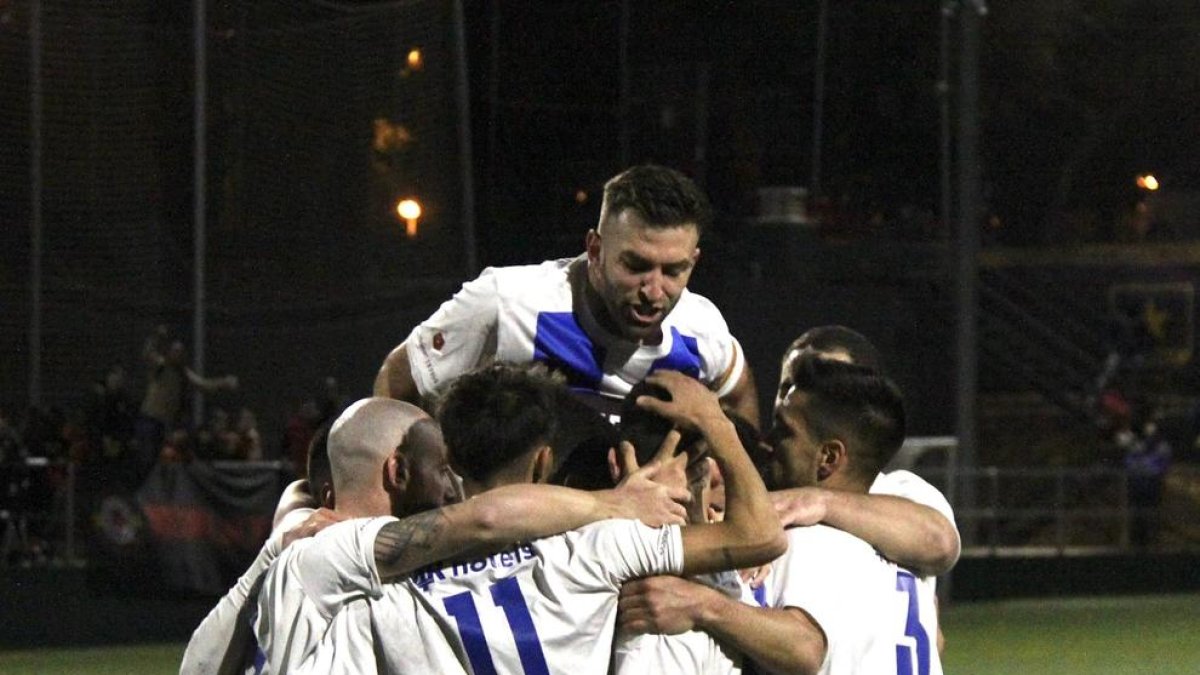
[768,525,943,675]
[611,570,748,675]
[253,517,395,675]
[405,256,745,405]
[871,469,961,564]
[180,507,312,675]
[370,519,684,675]
[298,587,466,675]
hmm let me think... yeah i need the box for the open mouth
[626,304,663,326]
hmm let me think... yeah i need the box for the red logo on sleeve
[432,332,445,351]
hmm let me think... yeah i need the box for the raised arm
[636,371,785,576]
[373,341,421,403]
[373,469,689,579]
[773,480,961,577]
[183,368,238,394]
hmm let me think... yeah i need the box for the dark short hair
[618,380,702,467]
[306,420,333,491]
[602,165,712,236]
[437,363,561,484]
[788,325,886,373]
[787,355,905,484]
[548,390,621,490]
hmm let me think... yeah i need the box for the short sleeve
[567,520,684,590]
[711,336,746,398]
[870,470,957,528]
[295,516,397,618]
[406,269,502,397]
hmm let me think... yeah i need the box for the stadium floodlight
[1136,174,1160,191]
[397,198,423,237]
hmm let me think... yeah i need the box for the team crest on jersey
[432,332,445,351]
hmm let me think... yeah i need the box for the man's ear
[585,229,601,263]
[531,445,555,484]
[607,447,622,485]
[816,439,848,482]
[319,482,335,510]
[384,453,409,493]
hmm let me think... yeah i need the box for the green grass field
[2,593,1197,674]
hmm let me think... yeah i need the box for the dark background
[3,0,1200,449]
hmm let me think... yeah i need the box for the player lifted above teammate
[374,164,759,425]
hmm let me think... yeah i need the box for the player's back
[769,524,943,675]
[373,518,682,675]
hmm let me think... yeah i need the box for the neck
[334,489,392,518]
[463,462,536,497]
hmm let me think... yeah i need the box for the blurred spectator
[84,364,136,465]
[233,408,263,461]
[196,407,234,460]
[282,398,322,474]
[317,376,349,425]
[160,427,195,464]
[134,326,238,476]
[1118,406,1173,548]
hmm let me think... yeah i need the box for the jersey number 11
[444,577,550,675]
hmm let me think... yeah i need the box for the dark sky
[464,0,1200,258]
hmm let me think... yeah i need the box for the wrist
[594,489,625,520]
[693,584,731,629]
[699,417,738,451]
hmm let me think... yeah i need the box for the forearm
[374,342,420,401]
[683,418,785,574]
[696,589,824,675]
[817,489,960,576]
[374,484,619,577]
[185,369,232,392]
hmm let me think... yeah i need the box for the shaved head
[328,397,431,509]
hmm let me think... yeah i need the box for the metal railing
[895,437,1192,557]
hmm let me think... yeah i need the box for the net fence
[0,0,468,440]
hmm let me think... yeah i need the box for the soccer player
[373,164,759,425]
[253,396,687,674]
[180,422,339,675]
[769,325,960,578]
[611,382,751,675]
[619,356,943,674]
[314,363,784,674]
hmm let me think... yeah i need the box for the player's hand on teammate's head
[611,433,691,500]
[637,370,724,433]
[607,439,690,527]
[281,507,348,549]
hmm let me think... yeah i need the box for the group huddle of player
[180,165,958,675]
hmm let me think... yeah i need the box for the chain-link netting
[1,0,468,439]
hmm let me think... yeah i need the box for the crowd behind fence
[4,435,1196,571]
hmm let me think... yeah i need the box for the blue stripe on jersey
[649,328,702,378]
[532,312,605,389]
[753,584,768,607]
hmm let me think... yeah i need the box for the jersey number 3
[895,570,931,675]
[444,577,550,675]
